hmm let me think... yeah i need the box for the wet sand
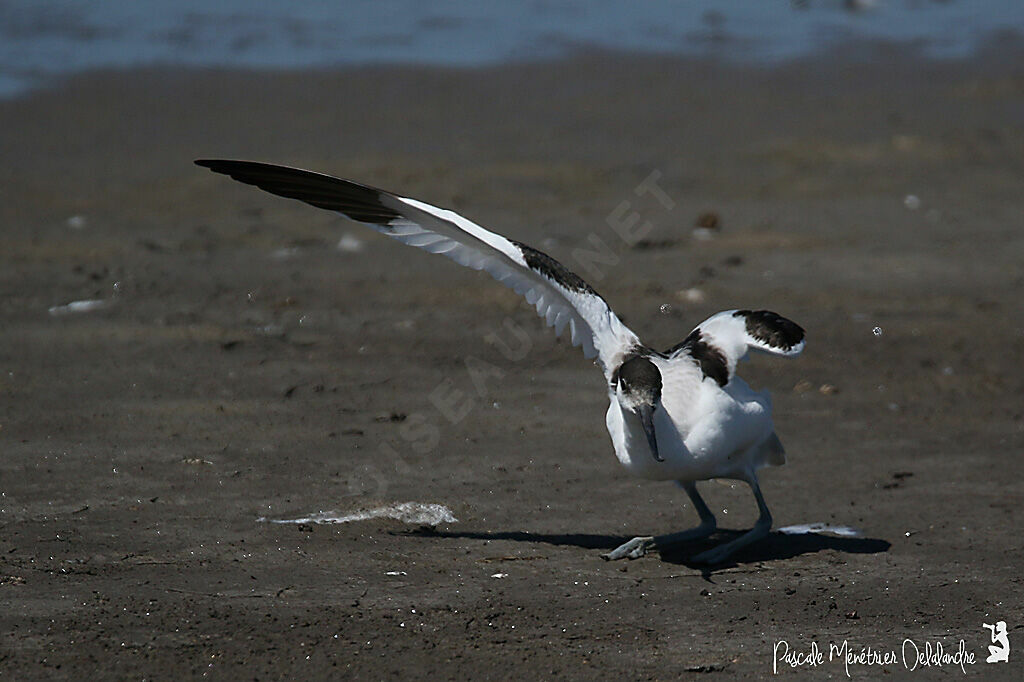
[1,50,1023,678]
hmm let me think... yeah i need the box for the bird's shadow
[402,526,890,574]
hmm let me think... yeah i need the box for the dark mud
[1,52,1022,679]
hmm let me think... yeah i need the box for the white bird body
[608,371,780,483]
[196,159,805,564]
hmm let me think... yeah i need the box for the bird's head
[613,354,663,462]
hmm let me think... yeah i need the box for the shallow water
[2,0,1022,96]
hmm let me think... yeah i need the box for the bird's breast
[605,371,777,482]
[605,396,713,481]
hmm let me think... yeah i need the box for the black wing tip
[194,158,404,225]
[194,158,267,174]
[193,158,283,184]
[734,309,805,349]
[194,158,251,176]
[194,158,230,170]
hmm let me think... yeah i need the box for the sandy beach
[1,49,1023,678]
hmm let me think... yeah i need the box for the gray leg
[602,481,718,560]
[692,476,772,565]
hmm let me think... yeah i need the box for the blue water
[1,0,1022,97]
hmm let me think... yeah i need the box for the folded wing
[195,159,639,374]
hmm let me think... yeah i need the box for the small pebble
[694,211,720,229]
[793,380,814,393]
[676,288,705,304]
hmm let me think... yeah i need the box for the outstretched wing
[664,309,805,386]
[195,159,639,374]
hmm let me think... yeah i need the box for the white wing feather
[196,160,640,375]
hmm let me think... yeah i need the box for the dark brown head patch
[613,354,663,402]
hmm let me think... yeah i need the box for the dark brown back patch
[664,330,729,387]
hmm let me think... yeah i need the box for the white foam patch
[777,522,862,537]
[271,247,301,260]
[257,502,457,526]
[48,299,109,316]
[337,233,365,253]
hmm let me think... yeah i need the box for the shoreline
[4,33,1024,103]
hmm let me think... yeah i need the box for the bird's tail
[762,431,786,467]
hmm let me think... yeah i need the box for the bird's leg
[651,480,718,547]
[602,481,717,560]
[692,475,772,565]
